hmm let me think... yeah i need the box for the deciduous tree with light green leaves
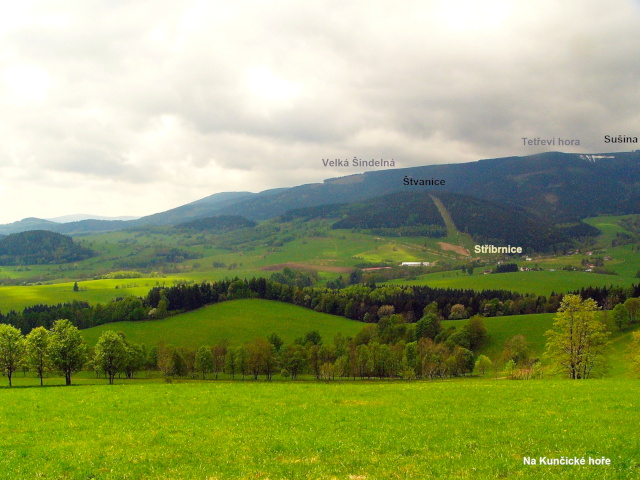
[123,341,146,379]
[629,330,640,376]
[544,294,610,379]
[624,297,640,324]
[611,304,630,332]
[195,345,214,379]
[49,319,87,386]
[26,326,50,386]
[94,331,127,384]
[0,324,25,387]
[474,354,493,376]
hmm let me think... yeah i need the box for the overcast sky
[1,0,639,223]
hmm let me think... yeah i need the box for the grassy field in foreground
[80,299,364,347]
[1,380,638,479]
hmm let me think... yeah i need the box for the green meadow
[80,299,364,347]
[385,270,635,296]
[443,312,639,378]
[443,313,555,360]
[1,380,638,479]
[0,278,160,312]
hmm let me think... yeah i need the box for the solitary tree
[448,304,467,320]
[123,342,146,379]
[246,339,262,380]
[474,354,493,376]
[224,347,237,379]
[0,324,25,387]
[624,298,640,324]
[171,349,188,377]
[157,289,169,318]
[212,340,228,380]
[156,343,174,376]
[502,335,530,366]
[267,333,284,352]
[304,330,322,346]
[612,304,630,332]
[355,344,371,379]
[234,346,249,380]
[465,315,487,350]
[195,346,214,379]
[415,313,441,340]
[49,319,87,385]
[320,362,334,382]
[26,326,50,386]
[544,294,610,379]
[94,331,127,384]
[281,344,306,380]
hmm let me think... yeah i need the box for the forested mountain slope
[2,151,639,234]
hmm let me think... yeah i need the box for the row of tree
[0,294,631,385]
[0,323,540,385]
[610,298,640,331]
[0,278,544,334]
[0,319,86,386]
[2,275,640,339]
[0,303,488,385]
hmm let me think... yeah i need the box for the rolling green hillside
[0,278,159,313]
[444,312,639,377]
[385,270,635,296]
[80,299,364,347]
[443,313,554,361]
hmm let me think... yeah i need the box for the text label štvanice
[403,177,445,186]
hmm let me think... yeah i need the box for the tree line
[0,278,545,334]
[0,304,490,385]
[2,276,640,337]
[0,295,636,386]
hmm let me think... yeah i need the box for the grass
[444,312,639,377]
[80,299,365,347]
[443,313,555,361]
[385,270,635,296]
[0,278,162,312]
[0,379,638,479]
[582,215,633,245]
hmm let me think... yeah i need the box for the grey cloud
[0,0,639,222]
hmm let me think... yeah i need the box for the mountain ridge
[1,150,638,235]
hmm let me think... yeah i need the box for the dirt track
[438,242,470,256]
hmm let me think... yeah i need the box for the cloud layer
[1,0,639,222]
